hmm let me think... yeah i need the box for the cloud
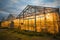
[0,11,9,20]
[30,0,58,7]
[42,0,58,7]
[0,11,9,14]
[10,0,20,3]
[57,0,60,7]
[31,0,40,5]
[0,0,59,17]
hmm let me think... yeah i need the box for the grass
[0,28,60,40]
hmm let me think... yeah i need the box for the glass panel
[36,17,41,32]
[19,19,24,30]
[46,12,59,33]
[29,19,35,31]
[24,19,29,30]
[18,7,59,34]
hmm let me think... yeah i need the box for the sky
[0,0,60,20]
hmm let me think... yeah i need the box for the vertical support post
[44,7,47,32]
[40,16,41,32]
[23,12,24,31]
[35,7,37,32]
[53,13,55,34]
[18,14,21,32]
[28,19,29,31]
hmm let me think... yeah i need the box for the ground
[0,28,60,40]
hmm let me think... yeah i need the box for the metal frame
[17,5,60,33]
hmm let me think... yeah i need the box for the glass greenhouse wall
[1,5,60,34]
[18,5,60,34]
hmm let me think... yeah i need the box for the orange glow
[1,13,59,34]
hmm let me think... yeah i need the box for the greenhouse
[17,5,60,34]
[1,5,60,34]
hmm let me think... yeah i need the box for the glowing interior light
[1,12,59,34]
